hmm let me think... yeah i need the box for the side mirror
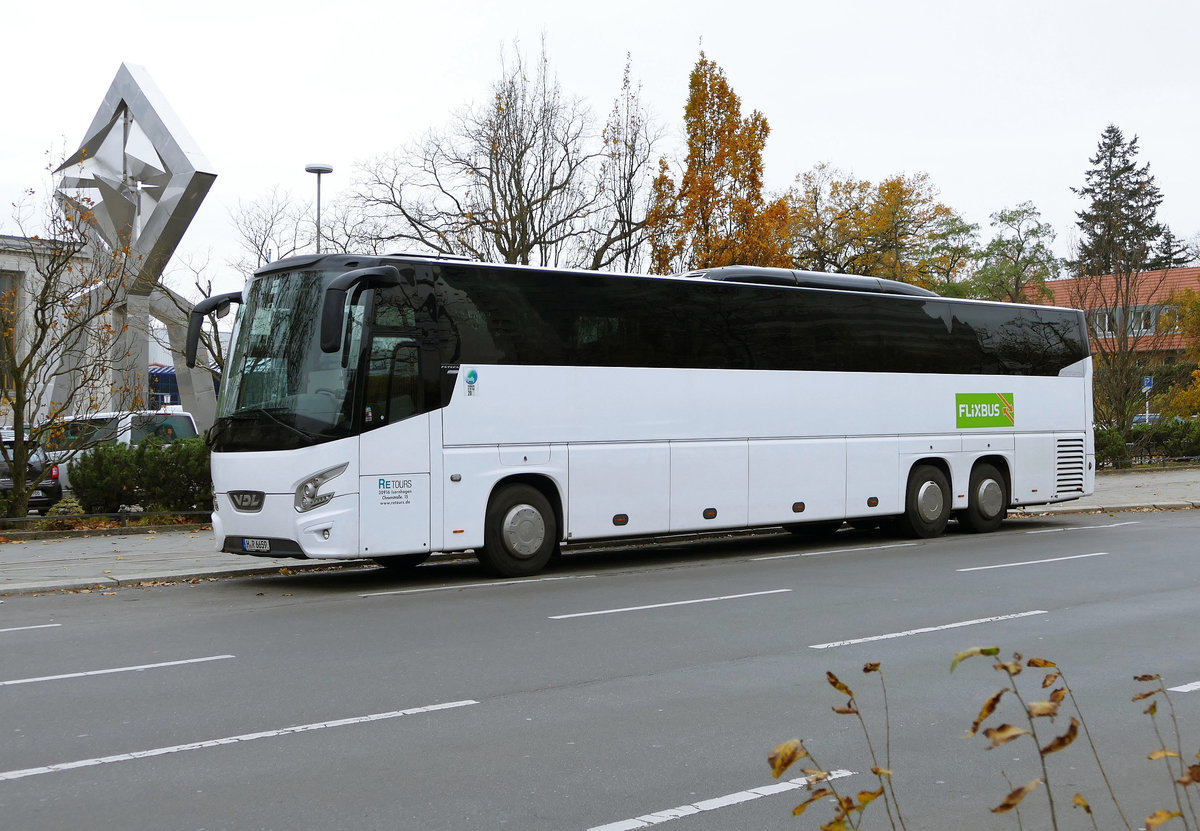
[320,266,402,353]
[186,291,243,368]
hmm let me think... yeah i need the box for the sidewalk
[2,468,1197,596]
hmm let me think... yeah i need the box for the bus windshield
[211,269,364,451]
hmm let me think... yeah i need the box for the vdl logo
[956,393,1015,428]
[465,368,478,396]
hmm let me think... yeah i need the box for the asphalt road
[2,510,1199,830]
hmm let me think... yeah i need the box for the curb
[0,523,211,543]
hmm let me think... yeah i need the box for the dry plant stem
[873,674,907,831]
[1059,671,1133,831]
[1156,682,1200,828]
[1001,771,1027,831]
[1146,697,1195,830]
[804,746,858,829]
[845,695,900,831]
[1003,666,1060,830]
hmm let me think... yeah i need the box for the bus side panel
[359,415,433,557]
[899,435,961,507]
[959,434,1016,508]
[359,474,431,557]
[669,440,749,533]
[1012,434,1054,505]
[748,438,846,526]
[567,443,670,540]
[846,437,901,519]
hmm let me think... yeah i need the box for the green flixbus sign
[956,393,1015,428]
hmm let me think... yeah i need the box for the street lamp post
[304,163,333,253]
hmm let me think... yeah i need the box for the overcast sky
[3,0,1197,294]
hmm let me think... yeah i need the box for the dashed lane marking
[0,699,479,782]
[810,610,1048,649]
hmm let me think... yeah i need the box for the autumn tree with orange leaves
[786,163,975,292]
[646,54,790,274]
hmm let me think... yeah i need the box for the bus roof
[683,265,939,297]
[256,254,935,296]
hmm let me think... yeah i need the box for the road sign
[1143,375,1153,393]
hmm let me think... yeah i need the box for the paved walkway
[2,468,1197,596]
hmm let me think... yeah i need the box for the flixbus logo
[956,393,1015,428]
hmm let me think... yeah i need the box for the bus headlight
[294,463,349,512]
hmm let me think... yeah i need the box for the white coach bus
[186,255,1094,577]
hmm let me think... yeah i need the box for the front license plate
[242,538,271,552]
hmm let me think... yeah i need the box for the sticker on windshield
[956,393,1014,428]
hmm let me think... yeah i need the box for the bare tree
[1184,231,1200,266]
[1,188,143,517]
[354,41,659,270]
[229,187,312,272]
[577,57,662,271]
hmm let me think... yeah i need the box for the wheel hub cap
[916,480,944,524]
[976,478,1004,519]
[502,504,545,558]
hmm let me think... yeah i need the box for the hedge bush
[69,442,142,513]
[1097,418,1200,468]
[70,437,211,513]
[1094,427,1129,468]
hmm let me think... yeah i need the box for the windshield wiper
[226,407,319,441]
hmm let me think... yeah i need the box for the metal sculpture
[52,64,218,428]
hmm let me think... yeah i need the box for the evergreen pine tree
[1071,124,1180,276]
[1067,124,1185,433]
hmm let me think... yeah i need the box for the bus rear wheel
[899,464,950,538]
[478,484,557,577]
[957,463,1008,533]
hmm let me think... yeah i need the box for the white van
[45,410,200,490]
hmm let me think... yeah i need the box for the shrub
[136,437,212,512]
[69,437,211,513]
[1095,427,1129,468]
[46,494,84,516]
[69,443,140,513]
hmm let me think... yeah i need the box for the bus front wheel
[479,484,558,577]
[957,463,1008,533]
[899,464,950,538]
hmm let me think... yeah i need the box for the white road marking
[587,769,854,830]
[361,575,589,598]
[956,552,1108,572]
[753,542,918,561]
[1026,521,1140,534]
[810,610,1048,649]
[1168,681,1200,693]
[550,589,792,620]
[0,699,479,782]
[0,624,62,634]
[0,655,235,687]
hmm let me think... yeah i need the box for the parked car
[42,410,199,490]
[0,438,63,515]
[1132,413,1185,426]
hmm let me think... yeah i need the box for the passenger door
[359,335,431,557]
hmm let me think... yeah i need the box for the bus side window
[363,336,420,428]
